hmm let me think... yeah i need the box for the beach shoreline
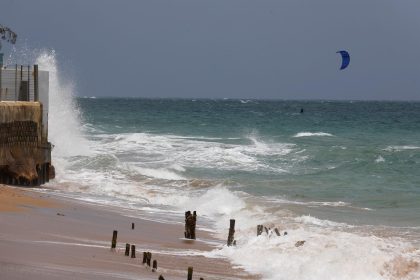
[0,184,256,280]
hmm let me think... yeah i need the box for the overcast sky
[1,0,420,100]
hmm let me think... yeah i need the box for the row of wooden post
[110,217,302,279]
[112,229,204,279]
[111,230,158,272]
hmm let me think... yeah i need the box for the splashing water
[34,50,92,177]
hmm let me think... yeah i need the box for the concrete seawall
[0,101,53,185]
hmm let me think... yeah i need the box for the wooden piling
[158,275,165,280]
[264,226,269,234]
[142,252,147,264]
[152,260,157,272]
[111,230,118,249]
[187,267,193,280]
[227,219,235,246]
[184,211,190,238]
[131,222,135,230]
[184,211,197,239]
[125,243,130,256]
[274,228,281,236]
[257,225,263,236]
[131,245,136,258]
[147,252,152,267]
[295,240,306,247]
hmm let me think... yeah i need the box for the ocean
[38,52,420,279]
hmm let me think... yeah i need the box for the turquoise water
[77,98,420,227]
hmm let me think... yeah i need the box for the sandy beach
[0,184,256,280]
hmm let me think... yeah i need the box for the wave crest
[293,132,334,138]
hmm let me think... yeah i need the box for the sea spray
[35,50,91,158]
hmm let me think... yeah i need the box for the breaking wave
[293,132,334,137]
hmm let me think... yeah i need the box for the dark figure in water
[300,108,304,114]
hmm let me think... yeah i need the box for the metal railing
[0,64,39,102]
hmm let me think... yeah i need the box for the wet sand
[0,185,256,280]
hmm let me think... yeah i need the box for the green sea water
[76,99,420,227]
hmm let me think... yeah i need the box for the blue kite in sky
[337,50,350,70]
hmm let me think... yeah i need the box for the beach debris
[257,225,263,236]
[125,243,130,256]
[187,267,193,280]
[295,240,306,247]
[274,228,281,236]
[131,222,135,230]
[184,211,197,239]
[227,219,236,246]
[158,275,165,280]
[131,245,136,258]
[152,260,157,272]
[111,230,118,249]
[56,212,65,216]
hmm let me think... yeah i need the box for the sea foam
[293,132,334,137]
[384,146,420,152]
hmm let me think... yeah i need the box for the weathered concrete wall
[0,101,52,185]
[0,68,49,141]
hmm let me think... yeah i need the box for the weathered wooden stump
[295,240,306,247]
[187,267,193,280]
[184,211,197,239]
[111,230,118,249]
[147,252,152,267]
[264,226,269,235]
[131,245,136,258]
[132,222,135,230]
[257,225,263,236]
[125,243,130,256]
[274,228,281,236]
[142,252,147,264]
[158,275,165,280]
[152,260,157,272]
[227,219,235,246]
